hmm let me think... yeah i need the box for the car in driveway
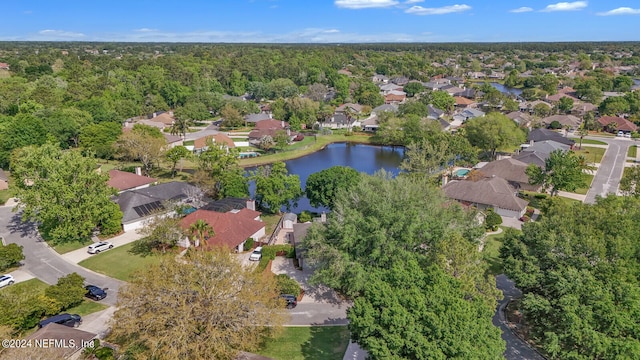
[280,294,297,309]
[87,241,113,254]
[85,285,107,301]
[0,275,15,288]
[249,246,263,261]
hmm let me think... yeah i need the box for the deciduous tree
[526,150,588,196]
[464,112,525,159]
[305,166,361,209]
[253,162,303,213]
[109,248,287,360]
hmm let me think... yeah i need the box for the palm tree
[171,117,192,139]
[189,219,214,248]
[577,126,589,149]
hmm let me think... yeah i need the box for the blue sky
[1,1,639,42]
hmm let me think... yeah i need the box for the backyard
[258,326,350,360]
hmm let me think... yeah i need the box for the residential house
[477,158,540,191]
[390,77,409,86]
[378,83,404,95]
[193,133,236,153]
[467,71,486,79]
[108,169,157,194]
[322,113,356,129]
[506,111,534,127]
[201,198,256,213]
[372,103,399,114]
[116,181,201,232]
[384,92,406,105]
[454,88,481,99]
[421,81,449,91]
[527,128,575,147]
[453,108,485,123]
[0,168,8,191]
[545,92,580,104]
[245,113,272,124]
[372,74,389,83]
[248,120,290,141]
[572,102,598,115]
[427,105,445,120]
[179,208,265,252]
[335,103,363,114]
[21,324,96,359]
[540,114,581,130]
[454,96,476,109]
[0,63,9,70]
[515,140,571,168]
[163,133,184,148]
[442,177,529,218]
[597,116,638,133]
[522,100,552,113]
[148,112,175,128]
[440,85,465,96]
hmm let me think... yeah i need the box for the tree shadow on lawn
[300,325,351,360]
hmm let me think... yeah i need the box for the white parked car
[87,241,113,254]
[249,246,263,261]
[617,131,625,137]
[0,275,15,288]
[625,132,632,138]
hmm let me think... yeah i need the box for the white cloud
[541,1,587,12]
[404,0,424,4]
[37,29,85,38]
[405,4,471,15]
[510,6,533,13]
[135,28,158,32]
[597,7,640,15]
[334,0,399,9]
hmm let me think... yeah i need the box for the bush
[275,274,301,297]
[298,211,313,223]
[534,193,548,200]
[485,211,502,231]
[549,120,562,129]
[244,238,254,252]
[44,273,86,310]
[0,243,25,271]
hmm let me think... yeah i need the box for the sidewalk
[7,269,35,284]
[343,341,368,360]
[62,230,145,264]
[556,191,586,202]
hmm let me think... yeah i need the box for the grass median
[258,326,350,360]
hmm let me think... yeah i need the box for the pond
[247,143,404,213]
[490,82,523,96]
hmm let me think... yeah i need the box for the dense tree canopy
[303,172,503,359]
[305,166,362,209]
[11,143,121,243]
[464,112,525,159]
[526,150,589,196]
[501,196,640,359]
[253,162,303,213]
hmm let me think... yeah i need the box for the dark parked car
[280,294,297,309]
[38,313,82,328]
[85,285,107,301]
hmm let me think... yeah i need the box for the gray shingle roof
[443,177,528,212]
[527,129,575,146]
[116,182,199,223]
[477,158,530,185]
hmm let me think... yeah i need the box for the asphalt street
[0,206,123,306]
[494,275,546,360]
[581,137,632,204]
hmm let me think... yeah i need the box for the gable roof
[194,133,236,149]
[254,119,288,130]
[372,104,398,113]
[513,151,547,168]
[540,114,581,128]
[335,103,363,113]
[597,116,638,132]
[442,177,528,212]
[108,170,157,192]
[163,133,183,144]
[180,208,264,249]
[148,112,175,125]
[454,96,475,106]
[26,323,96,357]
[116,182,199,223]
[523,140,570,155]
[477,158,530,185]
[506,111,533,125]
[527,128,575,146]
[245,113,272,123]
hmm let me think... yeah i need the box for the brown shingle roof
[255,119,288,130]
[597,116,638,132]
[108,170,156,191]
[26,323,96,358]
[478,158,530,185]
[194,134,236,149]
[179,208,264,249]
[454,96,475,106]
[148,113,175,125]
[443,177,528,212]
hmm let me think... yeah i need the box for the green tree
[526,150,588,196]
[305,166,361,209]
[0,114,49,168]
[79,122,122,159]
[464,112,525,159]
[253,162,303,214]
[194,142,247,199]
[403,82,424,97]
[500,196,640,359]
[109,248,286,360]
[599,96,630,116]
[620,165,640,197]
[133,215,184,256]
[220,104,243,128]
[188,219,214,248]
[44,273,86,310]
[0,244,24,272]
[423,90,455,113]
[557,97,574,114]
[11,143,120,243]
[114,129,166,176]
[165,145,191,178]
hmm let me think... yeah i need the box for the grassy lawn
[53,239,93,254]
[261,214,283,239]
[578,139,608,146]
[0,278,49,294]
[258,326,350,360]
[483,228,508,275]
[0,189,12,205]
[239,134,373,167]
[573,146,606,164]
[79,242,165,281]
[66,299,109,316]
[573,173,594,195]
[520,191,582,210]
[629,145,637,158]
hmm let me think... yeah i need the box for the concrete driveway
[0,207,124,307]
[577,136,632,204]
[62,230,144,264]
[271,256,349,325]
